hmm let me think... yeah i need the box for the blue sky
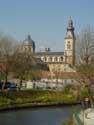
[0,0,94,51]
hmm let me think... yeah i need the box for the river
[0,106,79,125]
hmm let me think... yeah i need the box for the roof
[23,35,35,50]
[36,51,64,56]
[41,71,80,79]
[55,72,79,79]
[47,62,64,64]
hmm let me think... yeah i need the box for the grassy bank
[0,90,79,109]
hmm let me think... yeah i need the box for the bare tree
[12,51,44,87]
[76,26,94,107]
[0,35,17,90]
[12,50,49,87]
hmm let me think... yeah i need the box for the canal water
[0,106,79,125]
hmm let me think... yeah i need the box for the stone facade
[21,19,76,73]
[36,19,76,72]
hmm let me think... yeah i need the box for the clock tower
[64,19,75,66]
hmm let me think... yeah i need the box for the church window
[44,57,47,62]
[67,41,70,44]
[67,43,71,49]
[55,57,58,62]
[29,47,31,52]
[60,57,63,61]
[49,56,52,62]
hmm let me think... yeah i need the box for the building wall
[48,63,65,72]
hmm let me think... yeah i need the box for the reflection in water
[0,106,79,125]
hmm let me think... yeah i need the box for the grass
[0,90,77,107]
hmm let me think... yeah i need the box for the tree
[76,26,94,107]
[12,51,48,87]
[0,35,17,90]
[12,52,36,86]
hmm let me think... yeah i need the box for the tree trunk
[88,84,94,108]
[2,71,8,91]
[19,76,23,90]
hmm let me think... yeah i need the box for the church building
[21,19,76,73]
[36,19,76,72]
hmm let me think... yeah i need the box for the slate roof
[23,35,35,50]
[47,62,64,64]
[36,51,64,56]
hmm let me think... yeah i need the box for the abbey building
[21,19,76,73]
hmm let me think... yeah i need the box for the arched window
[67,41,71,49]
[67,41,70,44]
[24,47,27,52]
[29,46,31,52]
[44,57,47,62]
[54,57,58,62]
[67,44,71,49]
[60,57,63,61]
[49,56,52,62]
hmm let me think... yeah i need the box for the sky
[0,0,94,51]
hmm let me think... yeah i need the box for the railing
[73,112,84,125]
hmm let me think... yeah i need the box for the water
[0,106,79,125]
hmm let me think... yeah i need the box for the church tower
[22,35,35,54]
[64,19,75,66]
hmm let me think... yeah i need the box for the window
[67,41,71,49]
[25,47,27,51]
[60,57,63,61]
[49,57,52,62]
[54,57,58,62]
[67,41,70,44]
[44,57,47,62]
[67,44,71,49]
[29,47,31,51]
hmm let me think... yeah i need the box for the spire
[65,18,75,39]
[67,18,74,31]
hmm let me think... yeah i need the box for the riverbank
[0,90,80,112]
[0,101,80,112]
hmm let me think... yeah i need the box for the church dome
[23,35,35,51]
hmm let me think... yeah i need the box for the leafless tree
[0,35,17,90]
[76,26,94,107]
[13,50,49,86]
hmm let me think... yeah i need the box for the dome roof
[23,35,35,50]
